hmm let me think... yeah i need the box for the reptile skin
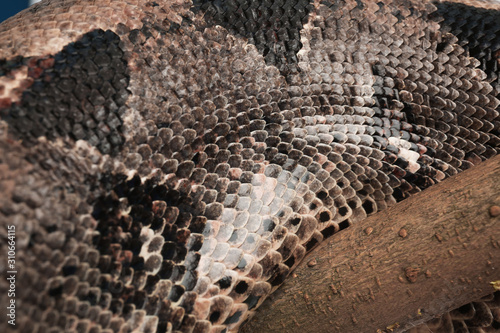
[0,0,499,332]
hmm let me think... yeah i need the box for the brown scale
[0,0,500,333]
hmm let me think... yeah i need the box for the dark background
[1,1,31,23]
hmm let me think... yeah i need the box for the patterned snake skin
[0,0,499,332]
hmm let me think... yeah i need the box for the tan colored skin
[0,1,500,333]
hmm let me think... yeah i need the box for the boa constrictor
[0,0,499,332]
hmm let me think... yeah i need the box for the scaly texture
[0,0,499,332]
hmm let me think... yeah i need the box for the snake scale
[0,0,499,332]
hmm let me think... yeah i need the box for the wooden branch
[241,155,500,333]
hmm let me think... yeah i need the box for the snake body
[0,0,499,332]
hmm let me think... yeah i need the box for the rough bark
[241,155,500,333]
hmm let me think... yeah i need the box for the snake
[0,0,499,332]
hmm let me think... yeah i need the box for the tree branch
[241,155,500,333]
